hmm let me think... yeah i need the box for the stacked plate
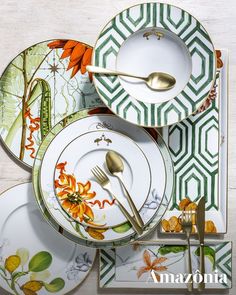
[33,108,174,248]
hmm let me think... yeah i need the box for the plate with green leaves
[0,183,96,295]
[0,39,101,168]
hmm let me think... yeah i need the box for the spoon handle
[118,175,144,228]
[86,65,147,80]
[109,190,143,235]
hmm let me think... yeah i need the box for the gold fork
[91,165,143,235]
[182,210,194,292]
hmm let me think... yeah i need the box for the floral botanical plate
[54,130,151,228]
[92,2,216,127]
[33,107,174,248]
[0,39,101,167]
[0,183,96,295]
[99,241,232,289]
[161,50,228,234]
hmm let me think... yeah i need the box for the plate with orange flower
[0,39,102,168]
[35,109,174,248]
[53,130,151,228]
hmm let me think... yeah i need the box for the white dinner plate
[0,183,96,295]
[35,112,173,247]
[54,130,151,228]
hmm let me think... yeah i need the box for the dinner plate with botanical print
[92,2,216,127]
[0,39,101,167]
[34,107,174,248]
[54,130,151,228]
[0,183,96,295]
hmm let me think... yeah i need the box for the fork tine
[187,212,190,222]
[91,168,102,182]
[97,166,107,178]
[182,210,193,224]
[188,211,193,221]
[94,166,103,178]
[95,165,107,181]
[91,168,97,179]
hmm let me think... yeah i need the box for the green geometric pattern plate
[93,2,216,127]
[99,241,232,289]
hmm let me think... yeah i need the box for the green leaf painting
[112,222,132,233]
[44,278,65,293]
[0,43,51,161]
[38,79,51,138]
[0,249,65,295]
[28,251,52,272]
[195,246,216,270]
[0,44,50,131]
[158,245,187,255]
[0,40,101,166]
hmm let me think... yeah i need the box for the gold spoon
[106,150,144,228]
[86,65,176,91]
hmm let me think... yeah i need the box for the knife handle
[109,191,143,236]
[198,243,205,291]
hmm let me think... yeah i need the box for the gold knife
[196,197,205,291]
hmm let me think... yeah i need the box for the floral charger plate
[0,183,96,295]
[0,39,101,167]
[92,2,216,127]
[53,129,152,228]
[33,107,174,248]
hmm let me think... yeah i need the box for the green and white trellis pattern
[165,74,219,210]
[93,2,216,127]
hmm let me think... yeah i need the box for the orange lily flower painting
[137,250,168,281]
[55,162,97,225]
[54,162,115,227]
[47,39,93,79]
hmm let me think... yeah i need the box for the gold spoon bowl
[86,65,176,91]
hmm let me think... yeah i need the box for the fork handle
[187,235,193,292]
[109,191,143,235]
[117,175,144,228]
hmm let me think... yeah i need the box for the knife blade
[196,197,205,243]
[196,196,205,291]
